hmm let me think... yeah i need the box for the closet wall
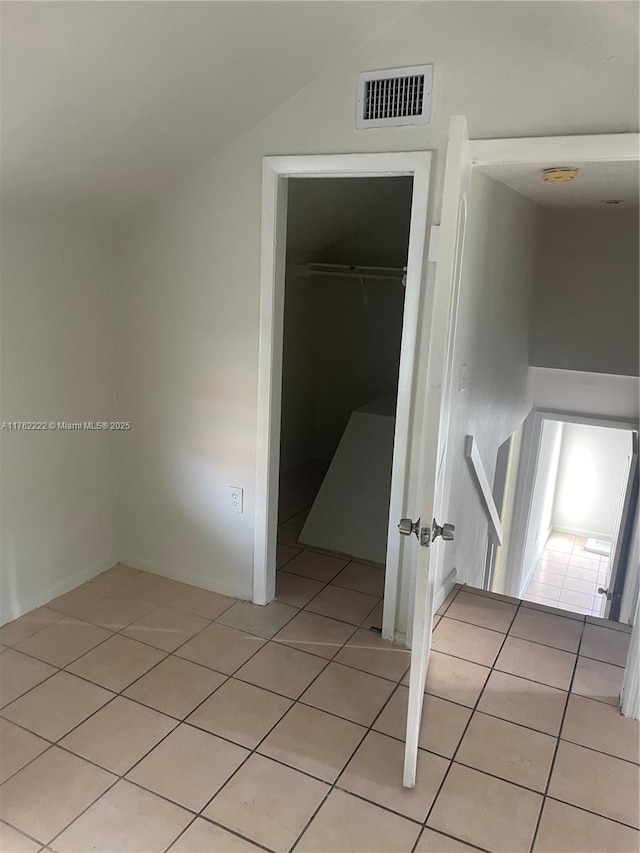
[280,177,412,475]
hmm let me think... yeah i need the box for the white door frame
[253,152,432,643]
[509,408,639,601]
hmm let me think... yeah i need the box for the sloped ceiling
[0,1,415,222]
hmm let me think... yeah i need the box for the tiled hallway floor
[0,547,638,851]
[523,532,610,618]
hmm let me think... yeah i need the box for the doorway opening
[276,176,413,624]
[254,152,432,645]
[517,415,638,620]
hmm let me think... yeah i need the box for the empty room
[1,3,639,852]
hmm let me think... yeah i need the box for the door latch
[597,587,620,602]
[398,518,431,547]
[398,518,455,547]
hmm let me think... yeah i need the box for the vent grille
[356,65,432,129]
[364,75,424,121]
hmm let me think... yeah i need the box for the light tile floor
[0,530,638,851]
[523,532,611,617]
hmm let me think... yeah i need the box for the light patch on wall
[555,440,596,522]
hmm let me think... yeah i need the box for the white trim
[0,555,116,626]
[254,152,432,645]
[465,435,504,546]
[470,133,640,167]
[621,596,640,720]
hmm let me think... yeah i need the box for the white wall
[531,208,639,377]
[114,2,637,609]
[0,221,116,623]
[531,367,640,420]
[552,423,631,539]
[520,420,563,592]
[441,170,542,590]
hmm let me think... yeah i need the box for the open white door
[402,116,471,788]
[601,431,639,621]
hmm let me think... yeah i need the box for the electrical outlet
[228,486,243,513]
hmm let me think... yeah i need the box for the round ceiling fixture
[541,167,579,184]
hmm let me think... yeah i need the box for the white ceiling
[2,1,638,223]
[479,160,640,209]
[0,1,414,222]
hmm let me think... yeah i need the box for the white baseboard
[0,555,116,626]
[551,526,613,542]
[119,555,251,601]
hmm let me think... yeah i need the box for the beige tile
[258,703,366,782]
[373,687,471,759]
[276,543,302,569]
[273,610,355,659]
[432,617,504,666]
[415,828,478,852]
[282,550,349,583]
[131,571,183,604]
[0,649,56,708]
[509,607,582,652]
[0,746,114,844]
[586,614,632,633]
[0,821,42,852]
[445,591,517,633]
[301,662,395,726]
[534,797,640,853]
[296,788,420,853]
[275,571,324,608]
[59,696,176,775]
[558,588,594,611]
[187,678,292,748]
[1,671,113,741]
[572,656,624,706]
[0,718,49,783]
[177,622,265,674]
[478,670,567,736]
[331,563,385,597]
[561,694,640,763]
[216,600,298,639]
[522,599,585,621]
[568,553,601,570]
[277,523,303,547]
[527,582,561,602]
[436,587,459,616]
[495,635,576,690]
[169,584,234,620]
[52,779,191,853]
[0,607,62,647]
[235,642,326,699]
[204,754,328,853]
[305,586,379,626]
[360,600,384,630]
[47,583,105,616]
[549,741,639,828]
[540,549,571,565]
[427,763,542,853]
[127,723,248,812]
[423,651,490,708]
[462,587,519,605]
[169,818,263,852]
[121,605,209,652]
[334,629,410,682]
[124,654,226,718]
[456,711,555,791]
[531,569,565,588]
[562,574,599,595]
[14,617,112,667]
[65,634,166,692]
[546,534,575,553]
[338,730,448,822]
[580,623,630,666]
[72,592,158,631]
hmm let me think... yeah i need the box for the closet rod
[295,262,407,283]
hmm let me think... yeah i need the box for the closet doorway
[254,152,432,642]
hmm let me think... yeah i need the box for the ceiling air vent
[356,65,433,129]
